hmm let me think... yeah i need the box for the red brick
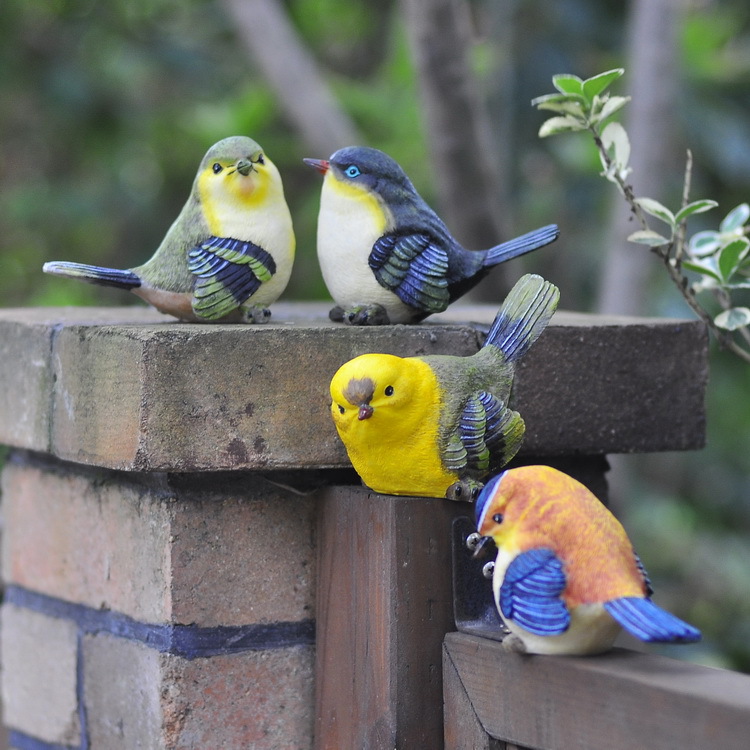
[81,633,314,750]
[161,646,315,750]
[169,475,316,626]
[1,459,172,623]
[82,633,164,749]
[2,456,316,627]
[0,605,80,746]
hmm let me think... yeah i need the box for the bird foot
[240,306,272,324]
[501,633,527,653]
[445,480,483,503]
[329,304,391,326]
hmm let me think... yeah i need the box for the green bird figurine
[44,136,295,323]
[305,146,559,325]
[329,274,560,499]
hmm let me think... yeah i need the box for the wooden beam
[444,632,750,750]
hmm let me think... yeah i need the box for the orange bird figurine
[474,465,701,655]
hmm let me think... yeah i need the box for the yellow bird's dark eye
[384,385,394,396]
[253,153,265,165]
[492,513,504,524]
[212,163,223,174]
[338,405,345,414]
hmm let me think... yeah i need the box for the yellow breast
[330,354,457,497]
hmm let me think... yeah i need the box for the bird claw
[445,480,483,503]
[329,304,391,326]
[501,633,527,653]
[240,306,272,324]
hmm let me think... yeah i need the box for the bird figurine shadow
[329,273,559,499]
[473,465,702,655]
[43,136,295,323]
[305,145,559,325]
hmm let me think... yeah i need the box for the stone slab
[0,303,708,471]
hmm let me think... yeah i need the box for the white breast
[316,174,416,323]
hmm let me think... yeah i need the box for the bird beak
[471,536,493,559]
[235,159,254,176]
[357,404,374,420]
[303,158,329,175]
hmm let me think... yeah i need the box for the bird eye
[492,513,504,524]
[252,153,265,165]
[338,405,345,414]
[384,385,394,396]
[212,163,223,174]
[345,165,361,178]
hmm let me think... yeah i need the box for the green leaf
[582,68,625,101]
[714,307,750,331]
[597,95,631,122]
[627,229,670,247]
[538,116,586,138]
[531,93,586,118]
[689,230,721,257]
[531,92,585,107]
[718,238,750,281]
[635,197,676,228]
[720,203,750,233]
[682,258,723,282]
[674,200,718,225]
[552,74,584,96]
[600,121,630,168]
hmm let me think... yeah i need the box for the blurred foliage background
[1,0,749,670]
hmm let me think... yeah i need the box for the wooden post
[315,486,466,749]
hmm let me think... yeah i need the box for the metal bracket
[451,516,507,641]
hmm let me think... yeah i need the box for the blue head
[326,146,419,198]
[474,472,507,531]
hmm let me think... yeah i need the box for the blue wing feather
[499,548,570,636]
[369,233,450,313]
[603,598,701,643]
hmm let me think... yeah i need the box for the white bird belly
[492,549,621,656]
[316,179,416,323]
[221,199,296,308]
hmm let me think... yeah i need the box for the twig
[673,149,693,270]
[591,125,750,363]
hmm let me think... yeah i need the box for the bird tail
[43,261,141,290]
[483,274,559,362]
[483,224,559,267]
[604,598,702,643]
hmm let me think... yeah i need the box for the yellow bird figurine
[43,136,295,323]
[474,465,701,655]
[329,274,559,499]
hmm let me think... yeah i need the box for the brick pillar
[0,304,708,749]
[1,452,316,749]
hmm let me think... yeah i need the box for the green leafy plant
[533,68,750,363]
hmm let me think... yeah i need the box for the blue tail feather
[484,224,559,267]
[43,261,141,290]
[484,273,560,362]
[604,597,701,643]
